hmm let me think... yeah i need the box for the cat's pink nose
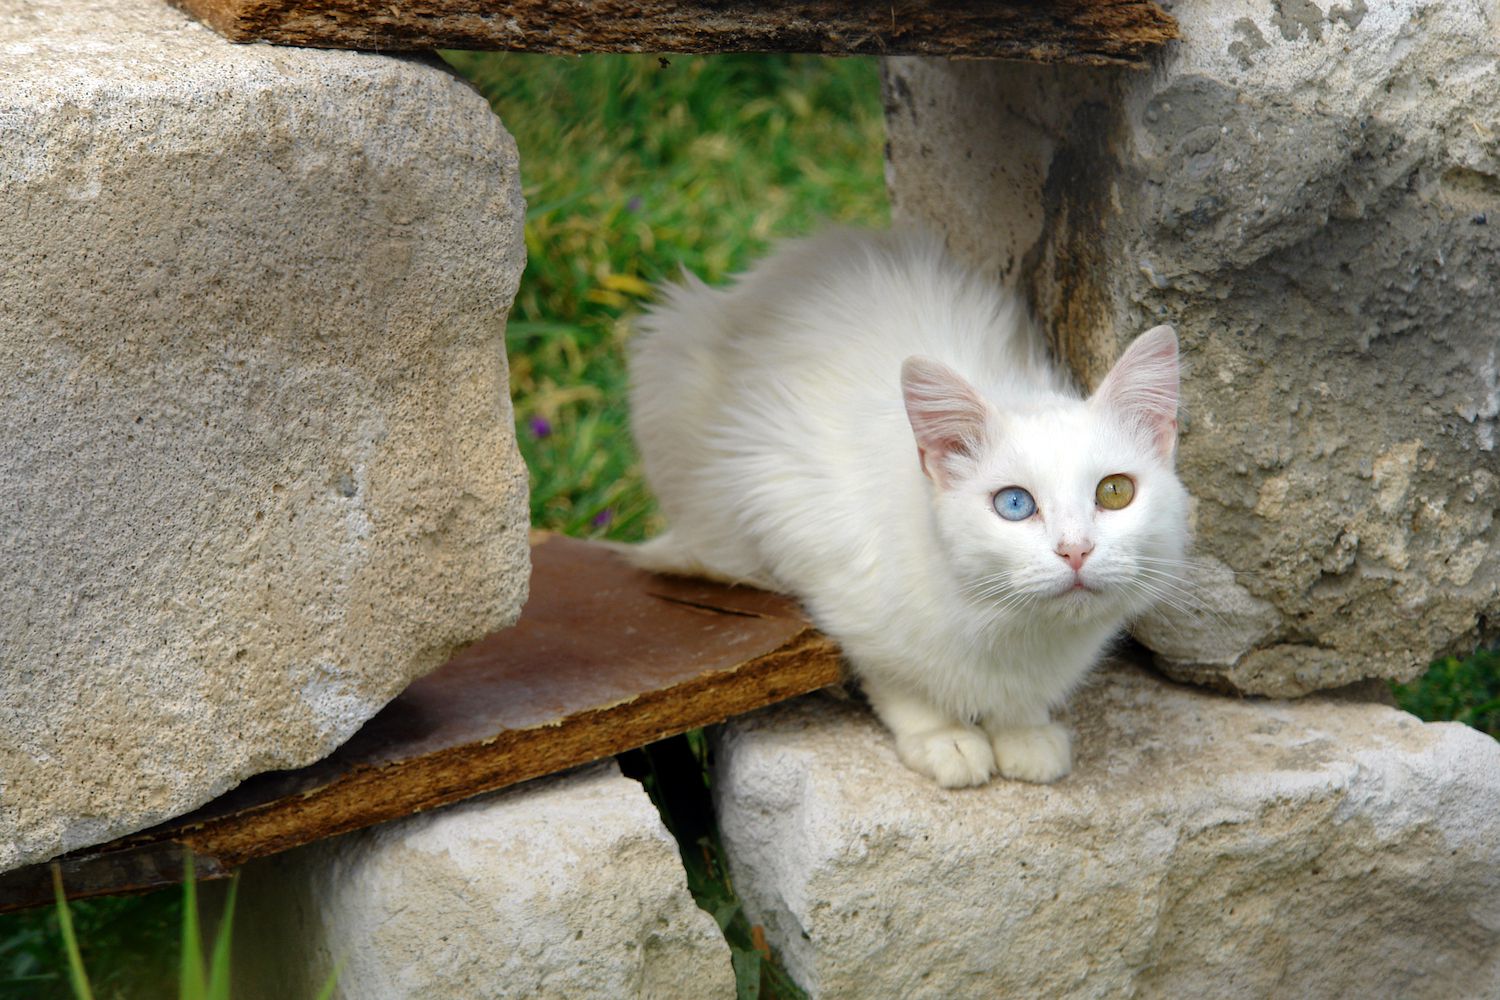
[1056,541,1094,572]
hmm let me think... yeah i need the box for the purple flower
[626,196,643,214]
[592,508,614,528]
[528,415,552,439]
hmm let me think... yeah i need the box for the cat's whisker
[1123,580,1203,624]
[963,569,1022,595]
[1131,568,1234,622]
[986,588,1036,619]
[1121,570,1192,603]
[1131,554,1273,589]
[1129,563,1210,592]
[1131,579,1213,612]
[974,585,1048,630]
[967,579,1019,601]
[1130,583,1196,618]
[1123,590,1201,642]
[1122,576,1236,639]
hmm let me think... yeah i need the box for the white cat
[627,229,1189,787]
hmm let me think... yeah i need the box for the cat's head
[902,325,1190,624]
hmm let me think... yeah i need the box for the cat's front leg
[982,708,1072,784]
[862,677,995,788]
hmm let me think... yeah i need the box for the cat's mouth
[1055,579,1098,598]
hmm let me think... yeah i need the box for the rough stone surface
[883,1,1500,695]
[0,0,528,872]
[715,664,1500,999]
[226,763,735,1000]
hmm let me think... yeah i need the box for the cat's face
[903,325,1189,623]
[931,403,1189,623]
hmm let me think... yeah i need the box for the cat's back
[628,228,1058,586]
[711,228,1043,385]
[633,229,1052,420]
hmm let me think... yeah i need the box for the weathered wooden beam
[0,534,841,913]
[169,0,1178,66]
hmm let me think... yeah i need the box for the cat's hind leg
[862,676,995,788]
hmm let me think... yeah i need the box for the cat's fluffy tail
[605,532,781,591]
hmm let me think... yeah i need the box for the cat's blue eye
[992,486,1036,521]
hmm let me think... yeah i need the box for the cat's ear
[902,356,990,486]
[1092,324,1179,460]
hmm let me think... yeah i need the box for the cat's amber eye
[1096,474,1135,510]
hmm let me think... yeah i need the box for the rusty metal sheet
[1,534,841,913]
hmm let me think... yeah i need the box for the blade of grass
[731,949,762,1000]
[49,865,94,1000]
[205,875,238,1000]
[312,961,343,1000]
[179,851,205,1000]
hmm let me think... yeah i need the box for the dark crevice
[618,731,807,999]
[647,593,770,619]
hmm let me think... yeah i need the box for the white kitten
[628,229,1189,787]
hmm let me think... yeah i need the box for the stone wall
[0,0,530,872]
[883,0,1500,695]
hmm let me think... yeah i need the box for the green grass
[37,859,336,1000]
[1393,648,1500,737]
[1,887,180,999]
[441,50,889,540]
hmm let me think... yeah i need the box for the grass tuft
[44,858,334,1000]
[1392,648,1500,737]
[441,51,889,541]
[47,856,238,1000]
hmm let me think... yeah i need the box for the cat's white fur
[628,229,1189,787]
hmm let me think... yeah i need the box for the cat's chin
[1043,584,1119,619]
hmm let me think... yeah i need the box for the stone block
[882,0,1500,695]
[714,665,1500,999]
[226,763,735,1000]
[0,0,528,871]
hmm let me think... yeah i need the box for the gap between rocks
[617,731,807,1000]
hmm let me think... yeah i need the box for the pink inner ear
[901,356,989,484]
[1093,325,1179,459]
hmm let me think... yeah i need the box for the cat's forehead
[979,402,1149,485]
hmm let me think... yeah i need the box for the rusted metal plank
[169,0,1179,67]
[1,534,841,913]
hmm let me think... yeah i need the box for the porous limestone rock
[0,0,528,871]
[714,664,1500,999]
[226,763,735,1000]
[883,1,1500,695]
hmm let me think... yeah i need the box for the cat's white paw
[989,723,1072,784]
[896,726,996,788]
